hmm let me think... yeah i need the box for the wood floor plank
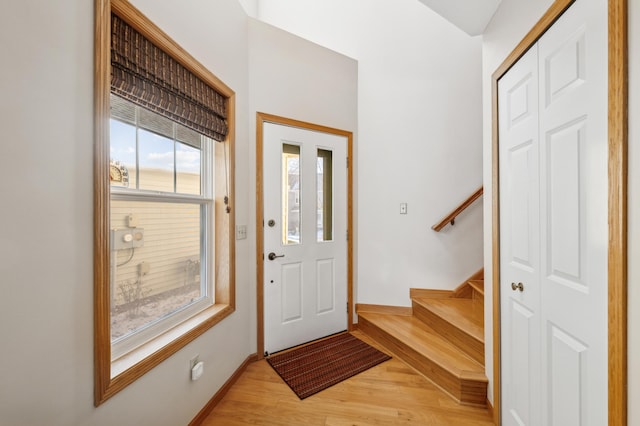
[201,331,493,425]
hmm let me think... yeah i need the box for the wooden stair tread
[412,298,484,343]
[468,279,484,296]
[358,312,485,380]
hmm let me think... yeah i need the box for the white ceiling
[417,0,502,36]
[241,0,502,37]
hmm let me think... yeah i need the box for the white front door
[499,0,608,424]
[263,122,348,354]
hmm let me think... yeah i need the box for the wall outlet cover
[191,361,204,381]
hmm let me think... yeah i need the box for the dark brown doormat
[266,333,391,399]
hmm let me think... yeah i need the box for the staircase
[356,271,487,406]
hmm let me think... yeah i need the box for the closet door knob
[511,282,524,292]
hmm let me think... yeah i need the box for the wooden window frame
[94,0,236,406]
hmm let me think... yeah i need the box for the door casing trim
[256,112,354,359]
[491,0,628,424]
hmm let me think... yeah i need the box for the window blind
[111,93,202,149]
[111,13,228,142]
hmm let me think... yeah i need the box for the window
[282,144,301,245]
[317,149,333,242]
[94,0,235,405]
[109,95,214,358]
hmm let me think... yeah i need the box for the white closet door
[499,45,541,426]
[499,0,608,424]
[537,0,608,424]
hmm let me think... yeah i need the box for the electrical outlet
[191,361,204,381]
[400,203,408,214]
[189,354,199,371]
[111,228,145,250]
[189,355,204,381]
[127,214,139,228]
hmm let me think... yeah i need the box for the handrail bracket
[431,187,483,232]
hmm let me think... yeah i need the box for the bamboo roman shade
[110,13,228,142]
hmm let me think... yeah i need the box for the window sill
[111,303,233,380]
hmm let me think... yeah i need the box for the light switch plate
[236,225,247,240]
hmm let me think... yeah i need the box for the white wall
[481,0,555,404]
[0,1,357,425]
[257,0,484,308]
[238,0,258,17]
[628,1,640,423]
[482,0,640,417]
[248,19,357,132]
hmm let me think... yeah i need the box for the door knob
[511,282,524,292]
[268,252,285,261]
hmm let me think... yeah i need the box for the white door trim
[256,112,354,358]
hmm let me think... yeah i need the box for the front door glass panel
[282,144,300,245]
[317,149,333,241]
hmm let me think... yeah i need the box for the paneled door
[537,0,607,423]
[499,0,608,424]
[263,122,348,355]
[499,44,542,426]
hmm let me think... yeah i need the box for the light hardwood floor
[201,331,494,425]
